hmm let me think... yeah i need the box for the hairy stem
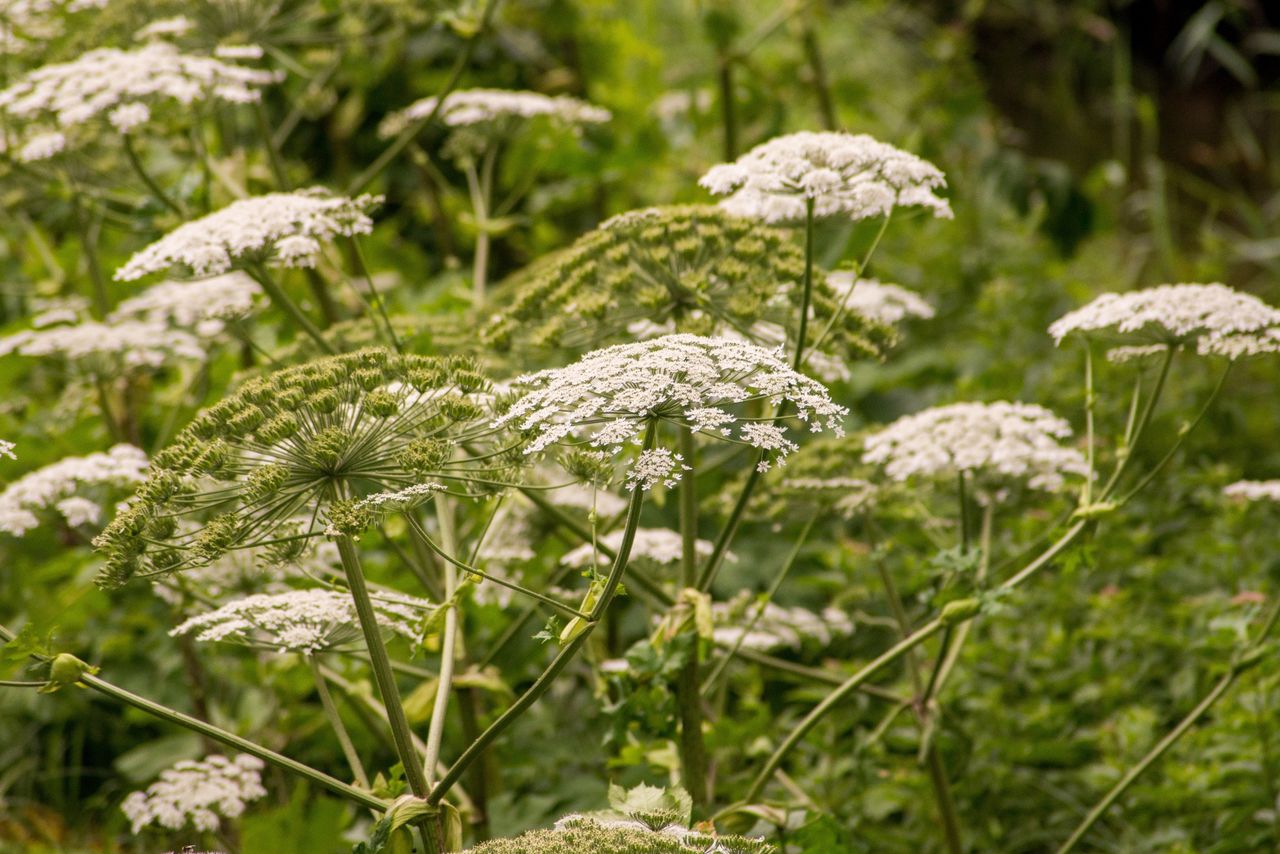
[0,622,386,811]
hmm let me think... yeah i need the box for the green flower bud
[940,598,981,625]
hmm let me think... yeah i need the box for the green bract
[481,204,889,363]
[93,348,519,588]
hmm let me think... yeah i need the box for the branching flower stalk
[426,421,658,809]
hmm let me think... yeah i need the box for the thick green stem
[308,653,370,789]
[246,265,333,353]
[675,425,708,808]
[334,537,430,797]
[427,421,657,806]
[0,622,385,811]
[925,747,964,854]
[1056,598,1280,853]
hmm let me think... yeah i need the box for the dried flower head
[699,131,952,223]
[0,444,148,536]
[494,334,847,490]
[93,348,512,588]
[483,205,886,363]
[711,591,854,652]
[0,318,205,372]
[114,189,380,281]
[1048,283,1280,360]
[109,272,263,337]
[560,527,727,569]
[379,87,610,154]
[862,401,1087,494]
[120,754,266,834]
[826,273,934,326]
[170,588,433,653]
[0,43,277,155]
[1224,481,1280,503]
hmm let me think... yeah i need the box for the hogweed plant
[1,7,1279,851]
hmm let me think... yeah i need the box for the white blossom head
[114,189,380,281]
[1224,481,1280,503]
[1048,283,1280,360]
[0,43,278,156]
[825,273,934,326]
[109,273,264,337]
[136,16,195,41]
[711,591,853,653]
[0,439,14,460]
[0,444,148,536]
[379,87,610,154]
[120,754,266,834]
[699,131,952,224]
[170,588,433,653]
[0,0,107,56]
[0,319,206,373]
[493,334,847,490]
[560,528,727,569]
[862,401,1088,494]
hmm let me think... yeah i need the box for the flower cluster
[93,349,510,587]
[115,189,380,280]
[152,537,330,607]
[483,205,886,363]
[0,318,205,372]
[826,272,934,326]
[1048,283,1280,359]
[1224,481,1280,503]
[463,814,773,854]
[700,131,952,223]
[170,588,432,653]
[0,0,107,56]
[380,87,610,141]
[711,591,854,652]
[494,334,847,488]
[862,401,1088,493]
[0,445,149,536]
[0,42,278,156]
[109,273,263,337]
[120,754,266,834]
[0,439,14,460]
[560,527,726,569]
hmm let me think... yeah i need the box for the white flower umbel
[0,0,107,56]
[136,16,195,40]
[120,754,266,834]
[109,272,263,337]
[0,439,14,460]
[0,43,278,156]
[170,588,432,653]
[379,87,610,139]
[114,189,380,280]
[0,444,148,536]
[494,334,848,489]
[699,130,952,224]
[1048,283,1280,359]
[0,319,205,371]
[560,527,726,569]
[711,591,853,652]
[863,401,1088,493]
[1224,481,1280,503]
[826,273,934,325]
